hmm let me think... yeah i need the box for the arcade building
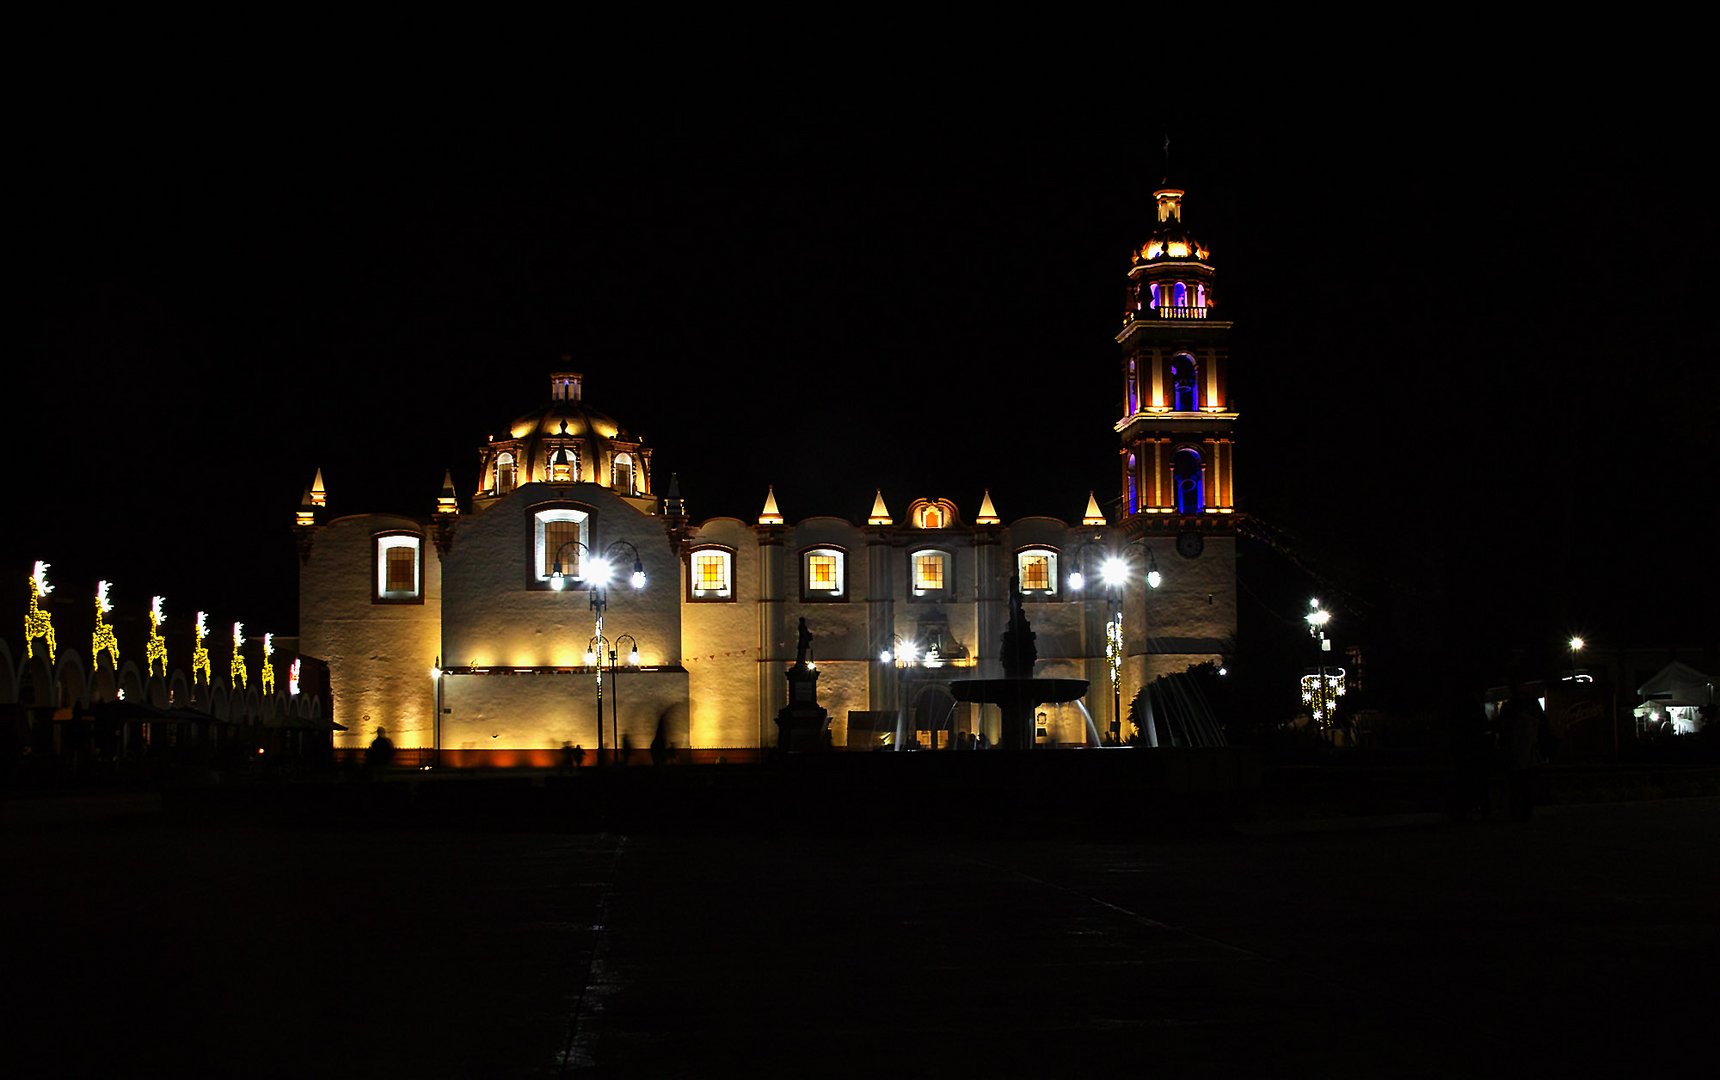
[295,184,1240,764]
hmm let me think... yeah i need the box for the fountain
[947,576,1089,750]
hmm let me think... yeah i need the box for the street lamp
[611,632,640,762]
[1303,599,1344,737]
[1568,636,1585,681]
[879,634,921,750]
[430,656,444,769]
[553,538,647,764]
[1069,536,1162,743]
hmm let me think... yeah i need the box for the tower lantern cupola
[551,371,582,402]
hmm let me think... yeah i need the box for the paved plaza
[5,787,1716,1077]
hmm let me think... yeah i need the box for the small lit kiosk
[774,618,831,752]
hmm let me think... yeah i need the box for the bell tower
[1116,183,1237,535]
[1115,181,1239,674]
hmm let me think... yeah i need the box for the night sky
[12,114,1714,687]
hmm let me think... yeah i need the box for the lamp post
[553,538,647,765]
[1304,598,1339,737]
[430,656,444,769]
[611,633,640,763]
[1069,536,1162,744]
[879,635,920,750]
[1567,636,1584,681]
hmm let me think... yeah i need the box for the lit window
[690,549,732,600]
[375,534,422,602]
[912,550,947,596]
[1017,549,1058,595]
[495,452,516,494]
[614,453,634,494]
[533,507,590,583]
[802,548,846,600]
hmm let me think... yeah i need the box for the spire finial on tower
[758,485,784,526]
[867,490,893,527]
[975,489,1001,526]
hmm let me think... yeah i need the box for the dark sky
[11,113,1715,669]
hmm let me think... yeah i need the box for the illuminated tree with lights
[260,633,276,697]
[229,622,248,689]
[25,561,56,663]
[192,611,212,686]
[92,581,120,671]
[146,596,169,677]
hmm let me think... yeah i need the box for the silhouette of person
[365,725,395,770]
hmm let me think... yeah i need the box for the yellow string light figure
[92,581,120,671]
[192,611,212,686]
[230,621,248,690]
[25,561,57,664]
[146,596,169,677]
[260,633,276,697]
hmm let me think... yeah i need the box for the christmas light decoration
[260,633,276,696]
[192,611,212,686]
[25,561,56,663]
[1299,669,1347,729]
[92,581,120,670]
[288,657,301,696]
[230,622,248,689]
[146,596,168,677]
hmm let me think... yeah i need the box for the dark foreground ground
[4,767,1717,1078]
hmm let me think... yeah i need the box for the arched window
[1173,448,1205,515]
[911,549,950,598]
[1127,360,1138,414]
[1196,284,1207,309]
[495,452,516,494]
[1127,453,1138,515]
[688,547,734,601]
[1017,548,1059,596]
[614,453,634,494]
[1148,283,1160,310]
[1173,281,1188,307]
[801,547,847,601]
[1172,355,1199,411]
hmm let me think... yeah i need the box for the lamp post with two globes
[552,539,647,765]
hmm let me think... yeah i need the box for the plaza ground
[5,768,1716,1077]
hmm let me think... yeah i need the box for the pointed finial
[309,468,327,508]
[758,485,784,526]
[1082,492,1107,527]
[296,487,317,528]
[436,469,460,515]
[868,490,893,527]
[975,489,1001,526]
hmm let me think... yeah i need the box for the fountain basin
[949,677,1090,750]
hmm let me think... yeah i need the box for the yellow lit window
[808,554,838,590]
[914,552,945,591]
[694,552,728,593]
[1018,551,1056,593]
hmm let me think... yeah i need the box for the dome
[1131,186,1210,265]
[475,370,652,503]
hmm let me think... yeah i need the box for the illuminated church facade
[296,185,1239,763]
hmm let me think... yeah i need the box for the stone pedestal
[774,662,831,751]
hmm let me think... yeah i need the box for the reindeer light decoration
[192,611,212,686]
[92,581,120,671]
[260,633,276,697]
[25,561,57,663]
[230,621,248,689]
[147,596,169,677]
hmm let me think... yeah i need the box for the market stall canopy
[1635,661,1715,706]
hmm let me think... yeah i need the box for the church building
[295,184,1239,764]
